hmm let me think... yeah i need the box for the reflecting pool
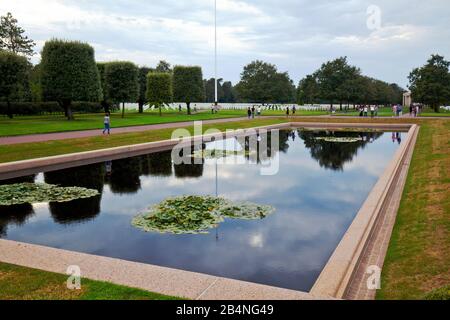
[0,129,405,291]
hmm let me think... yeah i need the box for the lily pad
[132,195,275,234]
[0,183,100,206]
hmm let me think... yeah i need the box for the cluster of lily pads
[0,183,100,206]
[132,195,274,234]
[314,137,363,143]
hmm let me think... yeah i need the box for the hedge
[0,101,111,116]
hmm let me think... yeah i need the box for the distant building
[403,92,412,107]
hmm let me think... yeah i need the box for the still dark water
[0,130,404,291]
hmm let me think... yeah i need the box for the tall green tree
[0,51,30,118]
[409,54,450,112]
[138,66,152,113]
[222,81,236,103]
[316,57,361,110]
[204,77,224,103]
[155,60,172,73]
[235,60,277,103]
[0,12,35,57]
[173,66,204,114]
[297,74,319,105]
[96,62,111,113]
[40,39,102,120]
[146,72,173,116]
[104,61,139,118]
[235,60,295,103]
[271,72,296,104]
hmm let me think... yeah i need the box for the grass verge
[0,262,179,300]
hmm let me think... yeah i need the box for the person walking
[292,105,296,115]
[370,105,375,118]
[363,105,368,117]
[251,106,256,119]
[102,112,111,135]
[247,107,252,119]
[257,105,262,116]
[286,106,290,117]
[392,104,397,117]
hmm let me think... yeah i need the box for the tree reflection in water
[108,157,142,194]
[0,204,34,237]
[140,150,173,177]
[297,130,383,171]
[44,163,104,225]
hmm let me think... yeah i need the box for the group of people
[358,105,379,118]
[408,104,421,117]
[247,105,262,118]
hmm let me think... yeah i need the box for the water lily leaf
[0,183,100,206]
[132,195,275,235]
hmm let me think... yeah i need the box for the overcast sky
[1,0,449,88]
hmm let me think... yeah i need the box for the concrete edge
[309,124,418,299]
[0,239,320,300]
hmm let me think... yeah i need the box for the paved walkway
[0,117,252,146]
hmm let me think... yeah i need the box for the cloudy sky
[1,0,449,88]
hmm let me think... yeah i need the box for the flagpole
[214,0,218,106]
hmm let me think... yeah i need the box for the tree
[146,72,173,116]
[40,39,102,120]
[297,74,319,105]
[235,60,277,103]
[409,54,450,112]
[173,66,204,114]
[235,60,295,103]
[204,77,224,103]
[138,66,152,113]
[0,12,35,57]
[155,60,172,73]
[272,72,296,103]
[104,61,139,118]
[0,51,29,118]
[222,81,236,103]
[316,57,361,110]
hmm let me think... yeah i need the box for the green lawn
[0,109,327,137]
[0,262,178,300]
[376,119,450,299]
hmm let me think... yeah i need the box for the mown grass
[0,262,178,300]
[376,119,450,299]
[0,109,327,137]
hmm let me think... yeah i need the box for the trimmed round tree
[97,62,111,113]
[104,61,139,118]
[146,72,173,116]
[138,66,152,113]
[0,51,30,118]
[173,66,204,114]
[40,39,102,120]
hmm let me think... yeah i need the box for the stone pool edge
[0,121,416,300]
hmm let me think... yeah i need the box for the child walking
[103,112,111,135]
